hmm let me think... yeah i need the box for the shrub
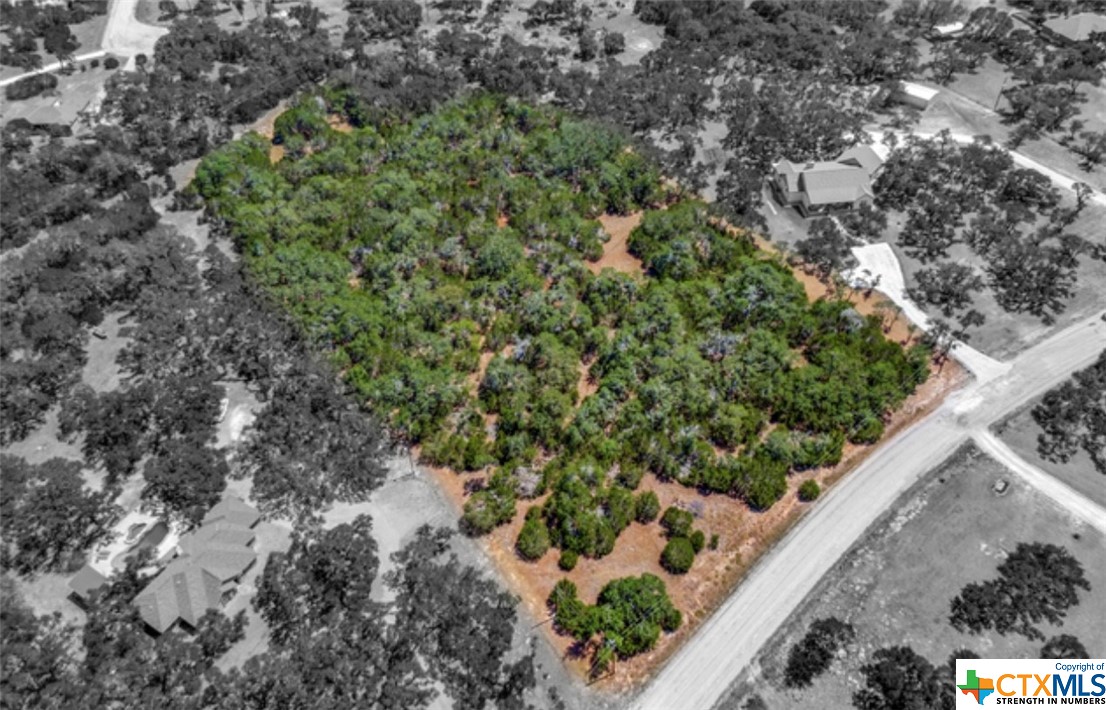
[104,56,120,69]
[661,537,695,574]
[660,506,693,538]
[784,617,855,688]
[689,529,705,553]
[578,31,598,61]
[709,533,720,550]
[798,479,821,502]
[634,491,660,523]
[558,549,578,571]
[603,31,626,56]
[5,73,58,101]
[1040,634,1088,659]
[90,58,100,68]
[516,510,550,561]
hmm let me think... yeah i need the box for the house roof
[178,521,256,553]
[932,21,965,35]
[897,81,940,103]
[130,496,260,634]
[1044,13,1106,42]
[800,165,872,205]
[773,160,803,192]
[202,497,260,529]
[189,544,257,584]
[134,559,222,633]
[68,564,109,599]
[837,145,885,175]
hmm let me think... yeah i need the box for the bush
[558,549,578,571]
[661,537,695,574]
[784,617,855,688]
[603,31,626,56]
[1040,634,1088,659]
[709,533,720,550]
[634,491,660,523]
[578,31,598,61]
[660,506,693,538]
[689,529,705,553]
[90,58,100,68]
[798,479,821,502]
[5,73,58,101]
[516,509,550,560]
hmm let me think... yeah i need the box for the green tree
[634,491,660,523]
[660,537,695,574]
[516,509,551,560]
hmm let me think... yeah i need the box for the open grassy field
[717,442,1106,710]
[995,402,1106,508]
[0,63,117,126]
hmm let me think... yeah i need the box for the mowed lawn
[722,443,1106,710]
[997,403,1106,508]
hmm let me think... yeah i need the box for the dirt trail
[589,213,645,276]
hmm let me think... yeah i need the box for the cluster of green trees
[4,72,58,101]
[950,541,1091,641]
[547,574,681,675]
[658,506,705,575]
[784,617,855,688]
[876,132,1097,329]
[192,93,929,561]
[1031,350,1105,474]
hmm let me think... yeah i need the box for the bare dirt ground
[425,351,965,693]
[718,442,1106,710]
[589,212,645,277]
[995,402,1106,508]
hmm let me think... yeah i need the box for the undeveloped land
[427,239,965,697]
[996,402,1106,508]
[717,443,1106,710]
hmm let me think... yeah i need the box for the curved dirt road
[634,312,1106,710]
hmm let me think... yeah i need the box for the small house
[891,81,939,111]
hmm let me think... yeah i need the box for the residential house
[771,144,886,218]
[1041,12,1106,45]
[133,497,260,634]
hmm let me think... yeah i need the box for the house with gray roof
[771,144,886,218]
[133,497,259,634]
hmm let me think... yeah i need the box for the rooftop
[68,564,108,600]
[1043,12,1106,42]
[203,497,261,529]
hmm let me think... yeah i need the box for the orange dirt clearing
[589,213,645,276]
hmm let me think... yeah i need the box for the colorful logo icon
[958,669,996,705]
